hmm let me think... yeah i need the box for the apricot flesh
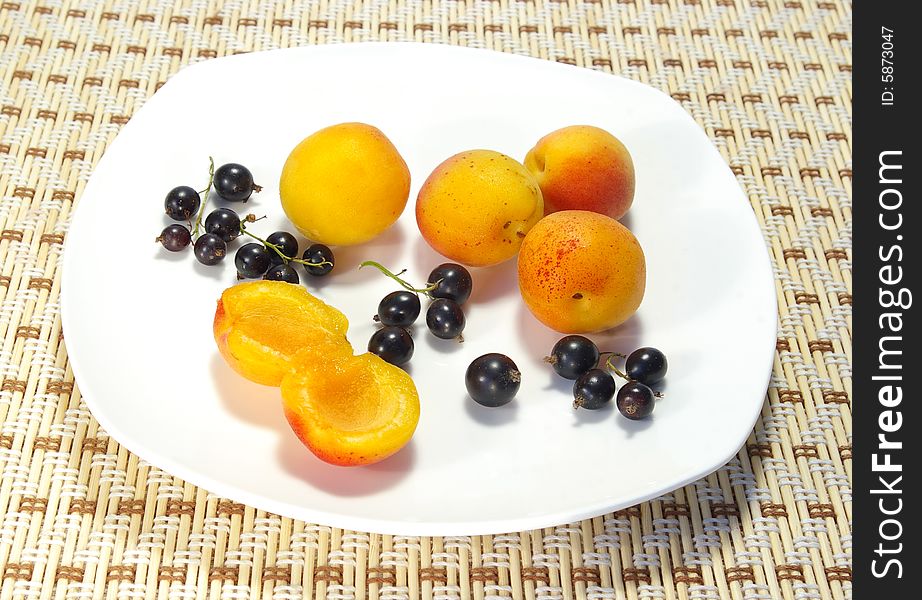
[517,210,645,333]
[281,352,420,466]
[524,125,635,220]
[416,150,544,267]
[213,281,350,386]
[279,123,411,246]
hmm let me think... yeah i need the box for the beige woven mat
[0,0,851,598]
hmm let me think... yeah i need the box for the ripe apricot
[517,210,645,333]
[279,123,411,246]
[213,280,351,386]
[524,125,635,220]
[416,150,544,267]
[281,352,420,466]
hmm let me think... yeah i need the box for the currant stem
[604,354,630,381]
[238,218,332,268]
[191,156,215,239]
[359,260,440,295]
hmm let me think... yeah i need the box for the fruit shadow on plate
[152,242,190,263]
[317,223,407,287]
[275,433,417,496]
[463,395,519,426]
[192,259,229,281]
[423,333,466,354]
[212,354,280,429]
[615,412,655,438]
[468,258,519,304]
[570,401,615,426]
[408,237,521,305]
[517,306,646,371]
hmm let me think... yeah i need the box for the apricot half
[281,352,420,466]
[213,281,351,386]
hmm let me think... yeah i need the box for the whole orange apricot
[281,352,420,466]
[213,281,351,386]
[280,123,411,246]
[416,150,544,267]
[517,210,645,333]
[524,125,635,220]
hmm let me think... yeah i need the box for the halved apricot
[213,280,351,386]
[280,352,420,466]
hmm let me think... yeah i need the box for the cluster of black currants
[365,263,473,368]
[156,159,334,283]
[234,230,334,284]
[157,160,261,262]
[546,336,667,420]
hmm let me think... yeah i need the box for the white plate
[61,43,775,535]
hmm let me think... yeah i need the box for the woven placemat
[0,1,851,598]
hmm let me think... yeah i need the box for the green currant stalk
[191,156,216,239]
[602,353,630,381]
[239,216,331,268]
[359,260,440,296]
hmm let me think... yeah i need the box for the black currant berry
[164,186,200,221]
[302,243,334,276]
[572,368,616,410]
[426,298,465,339]
[214,163,259,202]
[157,224,191,252]
[625,347,668,386]
[193,233,226,265]
[465,353,521,407]
[266,231,299,266]
[235,242,271,278]
[376,291,421,327]
[368,326,414,366]
[616,381,655,420]
[264,263,300,284]
[546,335,600,379]
[427,263,473,305]
[204,208,241,242]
